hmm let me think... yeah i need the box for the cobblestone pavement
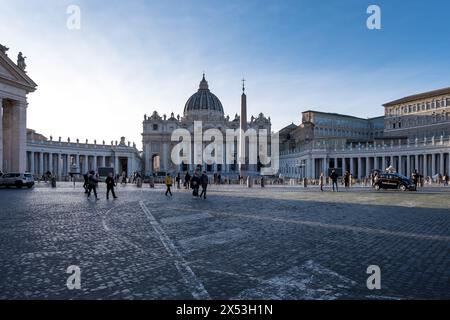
[0,182,449,300]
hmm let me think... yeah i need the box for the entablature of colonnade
[27,139,138,153]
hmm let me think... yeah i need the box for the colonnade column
[431,153,436,176]
[407,155,411,177]
[30,151,35,175]
[93,155,97,172]
[39,152,44,176]
[423,154,428,177]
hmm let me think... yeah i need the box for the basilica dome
[183,74,224,119]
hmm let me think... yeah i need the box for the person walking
[184,172,191,189]
[319,172,325,192]
[199,171,209,199]
[87,170,99,200]
[191,172,200,197]
[165,173,173,197]
[83,172,89,194]
[176,173,181,189]
[105,173,118,200]
[344,171,350,188]
[330,170,339,192]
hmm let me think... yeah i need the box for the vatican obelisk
[239,79,247,177]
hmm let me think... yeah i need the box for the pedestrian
[330,170,338,192]
[412,170,419,189]
[184,171,191,189]
[344,171,350,188]
[149,174,155,188]
[176,173,181,189]
[319,172,324,192]
[87,170,99,200]
[83,172,89,193]
[218,174,221,185]
[191,172,200,197]
[105,172,118,200]
[444,173,449,186]
[165,173,173,197]
[199,171,209,199]
[261,176,265,188]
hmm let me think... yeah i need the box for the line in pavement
[164,206,450,242]
[139,200,210,300]
[178,228,246,252]
[160,213,212,225]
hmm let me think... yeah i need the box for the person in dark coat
[83,172,89,193]
[190,172,200,197]
[184,172,191,189]
[87,170,99,200]
[105,173,118,200]
[199,171,209,199]
[330,170,339,192]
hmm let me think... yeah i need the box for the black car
[373,173,416,191]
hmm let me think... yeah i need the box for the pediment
[0,51,37,93]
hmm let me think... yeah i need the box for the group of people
[165,171,209,199]
[83,171,118,200]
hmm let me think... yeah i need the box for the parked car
[0,172,35,189]
[373,173,416,191]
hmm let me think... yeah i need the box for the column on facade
[423,154,428,177]
[127,156,133,176]
[39,152,44,176]
[83,155,88,173]
[162,143,168,171]
[93,155,98,172]
[439,153,444,175]
[357,157,362,179]
[431,153,436,176]
[415,155,419,172]
[15,101,28,172]
[365,157,370,177]
[447,152,450,176]
[349,157,354,176]
[57,153,62,177]
[114,155,119,175]
[48,153,53,174]
[397,156,402,175]
[407,155,411,177]
[30,151,35,175]
[342,158,347,173]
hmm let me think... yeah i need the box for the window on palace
[446,98,450,106]
[436,100,441,108]
[153,124,158,131]
[426,102,431,110]
[393,123,396,129]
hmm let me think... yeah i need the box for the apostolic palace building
[1,43,450,181]
[279,88,450,180]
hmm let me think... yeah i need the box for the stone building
[26,130,141,178]
[0,44,37,173]
[279,88,450,180]
[142,74,272,176]
[383,87,450,138]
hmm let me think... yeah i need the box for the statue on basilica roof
[17,52,27,71]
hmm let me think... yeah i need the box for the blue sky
[1,0,449,147]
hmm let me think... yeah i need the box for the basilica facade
[142,75,272,176]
